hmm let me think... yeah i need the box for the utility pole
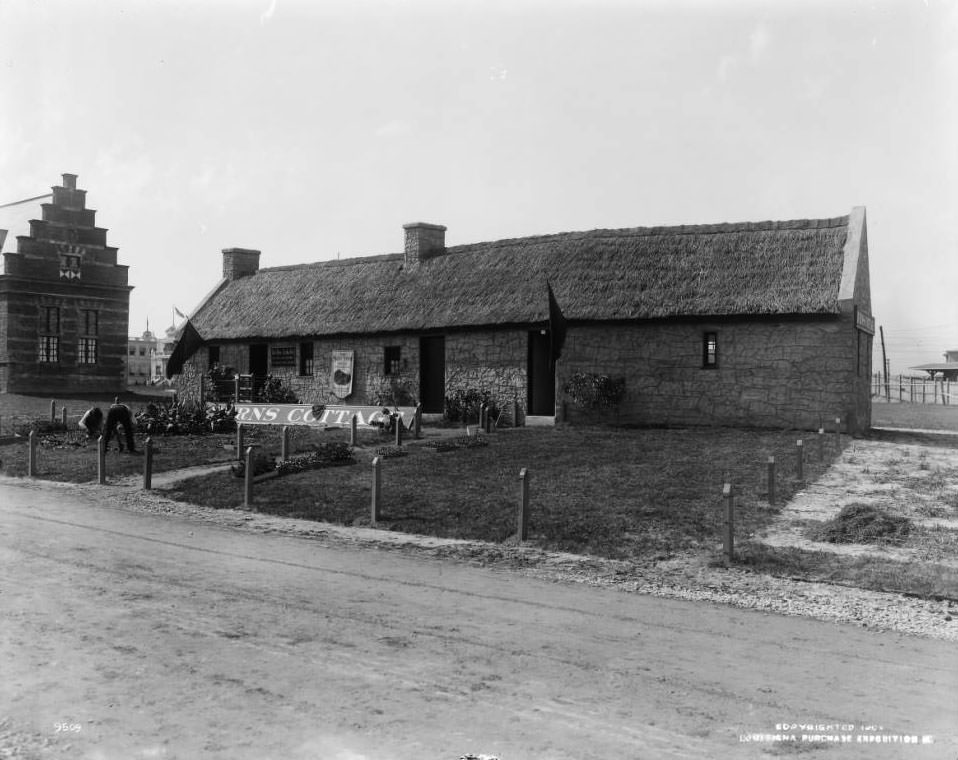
[880,325,890,401]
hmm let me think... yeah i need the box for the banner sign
[330,350,354,399]
[234,404,417,428]
[855,308,876,335]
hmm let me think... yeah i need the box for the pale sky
[1,0,955,374]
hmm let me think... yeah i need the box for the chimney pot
[62,173,78,190]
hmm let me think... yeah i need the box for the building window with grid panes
[384,346,401,375]
[38,306,60,363]
[299,342,314,376]
[79,309,99,364]
[78,338,98,364]
[38,335,59,363]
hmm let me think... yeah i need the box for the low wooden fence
[872,374,954,405]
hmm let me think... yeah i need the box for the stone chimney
[403,222,446,268]
[222,248,261,280]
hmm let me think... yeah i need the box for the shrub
[135,402,237,436]
[261,375,298,403]
[275,442,355,475]
[13,418,71,437]
[562,372,626,409]
[810,503,912,545]
[444,389,499,424]
[370,374,417,407]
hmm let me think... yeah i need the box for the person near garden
[79,401,139,453]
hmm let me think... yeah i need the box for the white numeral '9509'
[54,723,81,733]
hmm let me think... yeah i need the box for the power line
[0,193,53,209]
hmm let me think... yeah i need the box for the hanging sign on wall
[330,350,354,399]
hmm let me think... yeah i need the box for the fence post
[818,428,825,462]
[767,456,776,506]
[517,468,530,541]
[834,417,841,449]
[350,414,357,447]
[413,403,422,439]
[61,407,68,427]
[50,399,56,423]
[244,446,255,509]
[479,403,487,432]
[98,436,106,485]
[143,437,153,490]
[27,430,37,477]
[795,439,804,483]
[236,423,245,461]
[513,397,520,428]
[394,414,403,447]
[281,425,290,461]
[723,483,734,561]
[234,374,240,404]
[371,456,382,524]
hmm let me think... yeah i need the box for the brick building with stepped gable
[0,174,130,394]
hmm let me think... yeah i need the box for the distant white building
[127,324,177,386]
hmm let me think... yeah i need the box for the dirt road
[1,480,955,759]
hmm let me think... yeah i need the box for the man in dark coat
[79,401,138,453]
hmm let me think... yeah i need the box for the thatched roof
[191,215,852,340]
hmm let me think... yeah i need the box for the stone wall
[558,315,869,432]
[173,316,870,433]
[179,329,530,419]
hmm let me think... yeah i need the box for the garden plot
[757,436,958,568]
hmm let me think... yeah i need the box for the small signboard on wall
[330,350,354,399]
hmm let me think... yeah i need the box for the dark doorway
[419,336,445,413]
[249,343,268,375]
[528,330,555,416]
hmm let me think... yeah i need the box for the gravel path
[5,466,955,643]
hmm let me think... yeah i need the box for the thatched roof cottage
[170,207,874,432]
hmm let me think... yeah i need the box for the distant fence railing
[872,373,954,405]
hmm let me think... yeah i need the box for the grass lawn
[163,425,839,561]
[5,391,958,598]
[872,397,958,431]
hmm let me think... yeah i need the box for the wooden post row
[98,436,106,485]
[143,437,153,490]
[236,423,245,461]
[767,456,776,506]
[723,483,734,561]
[281,426,290,461]
[350,414,358,447]
[50,400,56,423]
[371,456,382,523]
[796,439,804,482]
[244,446,255,509]
[517,468,530,541]
[27,430,37,477]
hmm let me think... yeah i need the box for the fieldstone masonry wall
[559,316,869,432]
[445,330,527,421]
[174,317,869,433]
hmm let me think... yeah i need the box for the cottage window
[38,336,59,363]
[384,346,401,376]
[271,345,296,367]
[208,345,221,366]
[299,342,314,376]
[703,332,718,368]
[78,337,98,364]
